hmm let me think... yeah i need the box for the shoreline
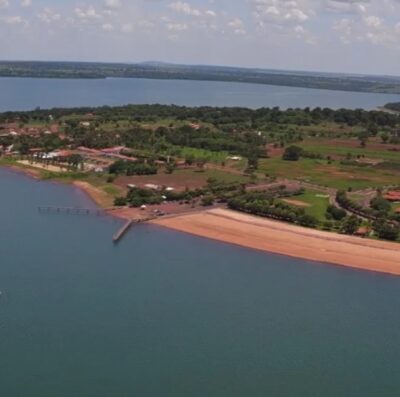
[152,208,400,276]
[1,164,113,209]
[3,164,400,276]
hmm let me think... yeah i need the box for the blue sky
[1,0,400,75]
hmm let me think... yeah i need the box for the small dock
[112,217,156,243]
[113,220,134,243]
[38,206,102,215]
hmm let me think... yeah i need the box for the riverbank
[3,163,400,275]
[1,163,115,208]
[153,208,400,276]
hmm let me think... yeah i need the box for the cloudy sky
[1,0,400,75]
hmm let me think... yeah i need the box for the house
[54,150,72,158]
[384,191,400,202]
[144,184,160,191]
[77,146,102,155]
[101,146,125,155]
[355,227,370,238]
[189,123,200,130]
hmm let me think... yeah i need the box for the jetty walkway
[38,206,102,215]
[113,217,156,243]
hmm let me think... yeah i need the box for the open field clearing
[115,168,250,192]
[260,157,400,190]
[299,138,400,161]
[282,189,330,222]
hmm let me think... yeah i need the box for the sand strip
[153,208,400,276]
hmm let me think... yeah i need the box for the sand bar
[153,208,400,276]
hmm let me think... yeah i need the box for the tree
[196,158,207,171]
[298,214,318,228]
[374,221,400,241]
[282,145,303,161]
[341,215,360,235]
[114,197,127,206]
[358,131,369,148]
[201,195,215,206]
[381,132,389,144]
[247,153,259,170]
[165,161,177,174]
[185,154,195,166]
[370,196,391,213]
[326,205,346,221]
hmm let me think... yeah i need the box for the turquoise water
[2,77,400,111]
[1,167,400,396]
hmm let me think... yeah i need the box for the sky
[1,0,400,75]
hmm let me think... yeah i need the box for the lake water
[1,167,400,396]
[2,77,400,111]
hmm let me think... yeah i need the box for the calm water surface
[1,167,400,396]
[2,77,400,111]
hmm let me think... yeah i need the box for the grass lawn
[281,189,329,222]
[169,146,230,164]
[299,139,400,162]
[259,157,400,190]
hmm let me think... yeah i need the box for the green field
[281,189,330,222]
[168,146,230,164]
[259,157,400,190]
[299,139,400,162]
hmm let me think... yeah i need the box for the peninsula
[1,103,400,274]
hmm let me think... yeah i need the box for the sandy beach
[153,208,400,276]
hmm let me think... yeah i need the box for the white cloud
[121,23,133,33]
[325,0,368,14]
[364,15,382,28]
[205,10,217,17]
[37,8,61,24]
[166,22,188,31]
[104,0,121,10]
[102,23,114,31]
[228,18,246,35]
[2,15,26,25]
[2,0,400,75]
[74,6,101,21]
[252,0,311,26]
[169,2,201,17]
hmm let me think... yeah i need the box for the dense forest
[1,104,399,160]
[1,61,400,94]
[385,102,400,112]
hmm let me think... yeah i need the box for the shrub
[282,145,303,161]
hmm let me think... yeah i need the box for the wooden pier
[38,206,102,215]
[112,217,156,243]
[113,220,134,243]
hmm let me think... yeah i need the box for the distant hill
[1,60,400,94]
